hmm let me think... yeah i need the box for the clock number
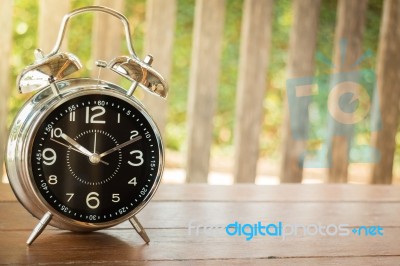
[45,124,53,133]
[69,111,76,122]
[112,194,120,203]
[48,175,58,185]
[66,193,74,202]
[128,177,137,186]
[86,192,100,209]
[42,148,57,165]
[140,187,147,196]
[60,205,69,213]
[130,130,139,139]
[50,128,63,138]
[86,106,106,124]
[118,207,128,214]
[128,150,144,166]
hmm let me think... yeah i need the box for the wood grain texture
[186,0,226,183]
[233,0,273,183]
[0,0,13,183]
[2,200,400,230]
[38,0,70,53]
[280,0,321,183]
[91,0,125,83]
[142,0,176,138]
[0,228,400,264]
[4,183,400,202]
[371,0,400,184]
[1,184,400,264]
[327,0,368,183]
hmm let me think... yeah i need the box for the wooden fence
[0,0,399,184]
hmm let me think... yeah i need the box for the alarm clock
[5,6,168,245]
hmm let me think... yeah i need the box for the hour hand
[60,133,109,166]
[61,133,93,157]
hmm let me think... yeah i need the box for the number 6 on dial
[86,192,100,209]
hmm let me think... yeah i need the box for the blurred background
[0,0,399,185]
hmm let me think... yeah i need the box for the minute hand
[99,136,142,158]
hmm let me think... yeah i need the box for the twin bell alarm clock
[5,6,168,245]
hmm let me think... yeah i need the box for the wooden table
[1,182,400,265]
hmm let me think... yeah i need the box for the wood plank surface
[38,0,70,53]
[0,228,399,264]
[1,183,399,264]
[233,0,273,183]
[2,200,400,230]
[107,200,400,227]
[3,183,400,202]
[91,0,125,83]
[186,0,226,183]
[142,0,176,138]
[327,0,368,182]
[280,0,321,183]
[0,0,13,187]
[371,0,400,184]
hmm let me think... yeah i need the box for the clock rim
[6,78,164,231]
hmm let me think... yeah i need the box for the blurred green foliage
[7,0,399,168]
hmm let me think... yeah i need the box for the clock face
[30,92,162,223]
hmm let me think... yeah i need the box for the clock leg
[27,211,53,245]
[129,216,150,244]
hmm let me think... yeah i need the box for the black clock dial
[30,93,161,223]
[66,129,123,185]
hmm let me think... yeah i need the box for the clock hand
[61,133,93,157]
[99,135,142,158]
[93,133,97,153]
[50,138,86,155]
[60,133,109,166]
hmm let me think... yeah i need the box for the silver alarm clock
[6,6,168,245]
